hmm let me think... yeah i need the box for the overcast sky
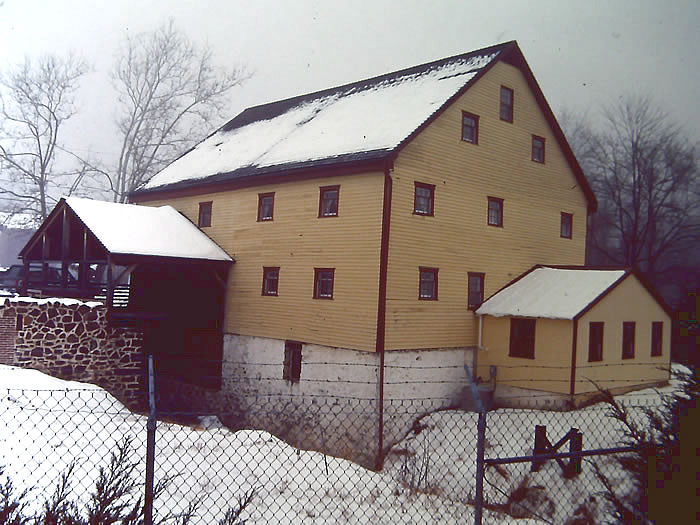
[1,0,699,164]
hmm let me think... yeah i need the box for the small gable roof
[21,198,232,262]
[476,266,628,320]
[132,41,596,211]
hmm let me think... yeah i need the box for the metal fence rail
[0,367,664,524]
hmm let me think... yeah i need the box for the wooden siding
[479,317,573,394]
[575,275,671,394]
[142,172,385,351]
[385,60,588,350]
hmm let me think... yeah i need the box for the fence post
[531,424,547,472]
[144,353,156,525]
[565,428,583,478]
[474,410,487,525]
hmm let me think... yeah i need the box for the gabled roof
[20,198,232,262]
[132,41,596,211]
[476,266,629,320]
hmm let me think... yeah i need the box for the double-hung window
[414,182,435,216]
[500,86,514,122]
[467,272,485,310]
[419,267,438,300]
[461,112,479,144]
[262,267,279,296]
[198,201,212,227]
[319,185,340,217]
[532,135,545,163]
[560,212,573,239]
[258,192,274,221]
[487,197,503,227]
[313,268,335,299]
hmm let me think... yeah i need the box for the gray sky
[1,0,699,164]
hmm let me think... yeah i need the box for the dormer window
[500,86,514,122]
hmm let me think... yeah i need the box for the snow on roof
[65,197,231,261]
[476,267,627,320]
[144,49,501,191]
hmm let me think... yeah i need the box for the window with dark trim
[257,192,275,221]
[198,201,212,228]
[414,182,435,216]
[509,318,535,358]
[588,322,604,362]
[313,268,335,299]
[532,135,545,163]
[419,267,438,300]
[500,86,514,122]
[487,197,503,227]
[461,111,479,144]
[560,212,573,239]
[283,340,302,382]
[318,185,340,217]
[262,267,279,296]
[468,272,485,310]
[651,322,663,357]
[622,322,636,359]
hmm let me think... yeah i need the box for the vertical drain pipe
[144,353,156,525]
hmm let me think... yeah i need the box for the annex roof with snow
[132,41,595,209]
[476,266,630,320]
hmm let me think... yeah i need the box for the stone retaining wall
[0,298,146,411]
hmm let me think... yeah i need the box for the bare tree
[0,54,89,221]
[565,98,699,287]
[99,21,248,202]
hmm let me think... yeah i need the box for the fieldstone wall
[0,298,146,411]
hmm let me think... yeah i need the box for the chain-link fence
[1,364,668,524]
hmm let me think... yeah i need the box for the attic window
[532,135,545,163]
[414,182,435,216]
[500,86,514,122]
[461,112,479,144]
[198,201,212,228]
[258,193,274,221]
[509,318,535,359]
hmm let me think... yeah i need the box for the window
[419,267,439,300]
[198,201,212,228]
[461,111,479,144]
[414,182,435,216]
[313,268,335,299]
[262,267,279,296]
[257,192,275,221]
[532,135,545,163]
[651,322,663,357]
[588,322,604,362]
[319,185,340,217]
[468,272,485,310]
[500,86,514,122]
[622,322,636,359]
[509,318,535,358]
[283,340,302,382]
[487,197,503,227]
[560,212,573,239]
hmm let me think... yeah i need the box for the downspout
[569,318,579,402]
[375,165,393,470]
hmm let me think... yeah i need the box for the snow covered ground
[0,365,678,523]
